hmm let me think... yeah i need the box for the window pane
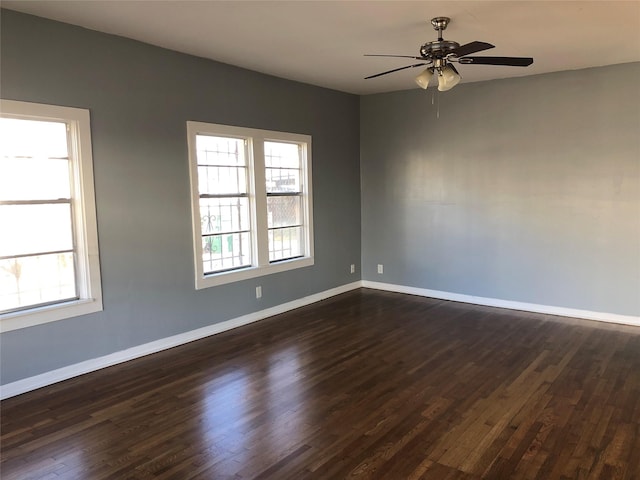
[0,117,68,159]
[202,232,251,273]
[0,157,71,201]
[266,167,300,194]
[200,198,250,235]
[198,165,247,195]
[265,141,306,263]
[268,226,303,262]
[0,252,76,313]
[264,141,300,168]
[0,204,73,257]
[267,196,302,228]
[196,135,245,166]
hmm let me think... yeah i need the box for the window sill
[0,298,103,333]
[195,256,314,290]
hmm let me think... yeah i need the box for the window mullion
[251,139,269,267]
[0,249,75,261]
[0,199,72,205]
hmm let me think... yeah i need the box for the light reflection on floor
[198,344,308,472]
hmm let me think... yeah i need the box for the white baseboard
[362,280,640,327]
[0,281,361,400]
[4,280,638,400]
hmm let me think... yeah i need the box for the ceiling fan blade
[365,54,427,60]
[365,63,428,80]
[450,41,494,57]
[458,56,534,67]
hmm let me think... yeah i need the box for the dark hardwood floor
[2,288,640,479]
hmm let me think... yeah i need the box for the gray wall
[0,10,361,384]
[361,62,640,316]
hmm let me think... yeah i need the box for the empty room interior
[1,1,639,479]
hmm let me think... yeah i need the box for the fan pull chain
[430,90,439,119]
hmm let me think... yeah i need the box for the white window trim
[0,100,103,333]
[187,122,314,289]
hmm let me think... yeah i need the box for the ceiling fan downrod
[430,16,450,41]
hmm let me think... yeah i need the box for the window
[0,100,102,332]
[187,122,313,288]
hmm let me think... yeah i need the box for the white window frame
[187,122,314,289]
[0,100,102,332]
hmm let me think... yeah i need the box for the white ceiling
[3,1,640,95]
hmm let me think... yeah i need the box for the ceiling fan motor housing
[419,40,460,59]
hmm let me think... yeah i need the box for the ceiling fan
[365,17,534,91]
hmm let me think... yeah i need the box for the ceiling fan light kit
[365,16,533,92]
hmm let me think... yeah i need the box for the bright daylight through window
[187,122,313,289]
[0,100,102,332]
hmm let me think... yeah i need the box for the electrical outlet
[377,264,383,274]
[350,264,356,274]
[256,286,262,299]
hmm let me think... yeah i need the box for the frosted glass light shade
[415,68,433,89]
[437,65,461,92]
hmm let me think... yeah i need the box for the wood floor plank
[2,288,640,479]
